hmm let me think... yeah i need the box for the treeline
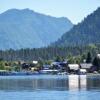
[0,44,100,61]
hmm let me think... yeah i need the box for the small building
[51,61,68,70]
[68,64,79,70]
[68,64,80,74]
[51,62,62,70]
[80,69,87,74]
[80,63,92,72]
[51,61,61,66]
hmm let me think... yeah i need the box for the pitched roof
[80,63,92,69]
[68,64,79,70]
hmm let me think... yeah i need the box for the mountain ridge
[53,7,100,47]
[0,8,73,50]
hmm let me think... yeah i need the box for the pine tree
[86,52,92,63]
[92,57,100,71]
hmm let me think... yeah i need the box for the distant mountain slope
[0,8,73,50]
[53,7,100,47]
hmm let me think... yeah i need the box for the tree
[92,56,100,71]
[67,55,74,64]
[55,56,62,62]
[81,53,86,63]
[86,52,92,63]
[0,61,5,70]
[14,66,20,72]
[74,56,81,64]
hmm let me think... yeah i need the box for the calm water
[0,75,100,100]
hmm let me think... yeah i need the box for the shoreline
[0,72,100,76]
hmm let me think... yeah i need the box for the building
[68,64,79,70]
[80,69,87,74]
[51,61,68,71]
[68,64,80,74]
[80,63,92,72]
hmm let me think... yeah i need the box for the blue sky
[0,0,100,24]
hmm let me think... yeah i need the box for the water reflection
[0,75,99,91]
[0,76,68,91]
[68,75,87,90]
[80,75,87,89]
[68,75,79,90]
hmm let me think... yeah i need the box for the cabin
[80,63,92,72]
[68,64,80,74]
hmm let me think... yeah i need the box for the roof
[68,64,79,70]
[80,63,92,69]
[51,61,67,66]
[51,62,60,65]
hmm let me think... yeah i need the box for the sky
[0,0,100,24]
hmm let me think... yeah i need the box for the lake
[0,75,100,100]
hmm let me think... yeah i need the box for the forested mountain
[53,7,100,47]
[0,8,73,50]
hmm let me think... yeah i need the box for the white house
[80,63,92,70]
[68,64,79,70]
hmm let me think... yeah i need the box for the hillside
[0,8,73,50]
[53,7,100,47]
